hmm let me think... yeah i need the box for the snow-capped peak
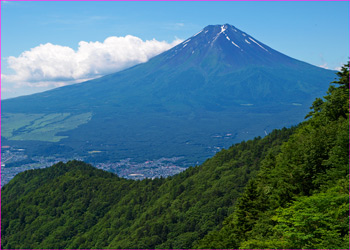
[221,25,227,33]
[211,24,228,44]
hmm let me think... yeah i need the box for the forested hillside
[1,64,348,249]
[1,128,294,249]
[196,63,349,249]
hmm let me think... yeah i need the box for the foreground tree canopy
[1,63,349,249]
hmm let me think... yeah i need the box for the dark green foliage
[196,63,349,249]
[1,129,293,249]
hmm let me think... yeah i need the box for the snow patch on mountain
[193,30,203,37]
[248,37,268,52]
[231,41,241,49]
[183,39,191,44]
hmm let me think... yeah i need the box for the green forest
[1,64,349,249]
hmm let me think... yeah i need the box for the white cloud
[318,63,344,71]
[2,35,182,88]
[318,63,329,69]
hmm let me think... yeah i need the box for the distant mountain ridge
[1,24,336,166]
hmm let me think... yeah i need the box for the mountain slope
[1,24,336,165]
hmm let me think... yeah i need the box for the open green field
[1,112,92,142]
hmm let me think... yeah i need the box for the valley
[1,103,307,186]
[1,146,186,186]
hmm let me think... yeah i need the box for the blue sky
[1,1,349,99]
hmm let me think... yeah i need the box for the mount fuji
[2,24,336,166]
